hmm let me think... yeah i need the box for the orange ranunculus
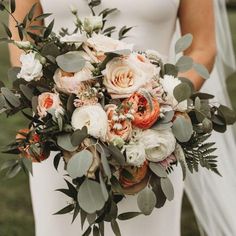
[105,104,132,141]
[124,92,160,129]
[16,129,49,162]
[119,161,149,189]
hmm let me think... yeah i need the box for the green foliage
[175,33,193,54]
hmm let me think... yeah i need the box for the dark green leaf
[44,19,54,38]
[6,162,22,178]
[72,203,80,223]
[163,64,178,77]
[0,159,18,172]
[54,204,74,215]
[2,23,12,38]
[111,220,121,236]
[101,152,111,179]
[28,3,37,21]
[0,3,5,11]
[10,0,16,13]
[57,133,78,152]
[21,158,33,175]
[34,13,52,21]
[53,152,62,171]
[82,227,92,236]
[118,212,142,221]
[20,84,34,101]
[93,226,100,236]
[218,105,236,125]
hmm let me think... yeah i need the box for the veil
[184,1,236,235]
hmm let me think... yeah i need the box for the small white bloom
[112,114,119,122]
[146,49,165,62]
[70,4,78,15]
[118,114,126,121]
[160,75,188,112]
[71,104,108,140]
[60,33,87,46]
[113,123,123,130]
[140,129,176,162]
[14,41,31,50]
[126,113,134,120]
[83,16,103,33]
[17,52,43,82]
[112,137,125,148]
[124,142,146,167]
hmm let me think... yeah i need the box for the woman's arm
[8,0,43,66]
[178,0,216,91]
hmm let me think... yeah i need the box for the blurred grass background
[0,6,236,236]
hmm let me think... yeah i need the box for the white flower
[140,129,176,162]
[17,52,43,82]
[160,75,188,112]
[14,41,31,50]
[83,16,103,33]
[124,142,146,167]
[102,53,158,99]
[71,104,108,140]
[60,33,87,46]
[87,33,133,53]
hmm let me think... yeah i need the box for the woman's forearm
[8,0,43,66]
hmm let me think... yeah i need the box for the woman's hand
[8,0,43,66]
[178,0,216,91]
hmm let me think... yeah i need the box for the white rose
[87,33,133,53]
[71,104,108,140]
[140,129,176,162]
[60,33,87,46]
[123,142,146,167]
[17,52,43,82]
[103,53,158,99]
[160,75,188,112]
[14,41,31,50]
[53,65,93,94]
[83,16,103,33]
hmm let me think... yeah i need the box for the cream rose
[37,92,64,118]
[17,51,43,82]
[140,129,176,162]
[71,104,108,140]
[53,66,93,94]
[160,75,188,112]
[86,33,133,53]
[103,53,158,99]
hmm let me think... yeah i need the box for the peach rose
[16,129,49,162]
[53,67,93,94]
[102,53,159,99]
[37,92,64,118]
[105,104,132,142]
[124,92,160,129]
[119,161,149,188]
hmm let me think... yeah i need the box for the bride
[8,0,236,235]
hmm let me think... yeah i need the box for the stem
[4,7,18,25]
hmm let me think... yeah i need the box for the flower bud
[14,41,31,50]
[83,16,103,34]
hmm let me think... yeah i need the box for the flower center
[43,95,54,109]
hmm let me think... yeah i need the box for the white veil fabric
[184,1,236,236]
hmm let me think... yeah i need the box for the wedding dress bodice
[40,0,180,56]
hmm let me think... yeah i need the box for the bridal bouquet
[0,0,235,235]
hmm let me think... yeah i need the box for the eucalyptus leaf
[173,82,192,103]
[56,51,86,73]
[158,111,175,124]
[160,177,174,201]
[149,162,167,178]
[111,220,121,236]
[218,105,236,125]
[20,84,34,101]
[172,115,193,143]
[107,144,125,166]
[176,56,193,72]
[71,127,88,146]
[164,64,178,77]
[101,152,111,179]
[57,133,78,152]
[67,150,93,179]
[175,34,193,54]
[137,187,157,215]
[1,87,21,107]
[99,172,109,201]
[193,63,210,79]
[8,67,21,81]
[31,96,38,114]
[78,179,106,214]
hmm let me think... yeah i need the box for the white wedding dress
[29,0,236,236]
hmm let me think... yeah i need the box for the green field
[0,10,236,236]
